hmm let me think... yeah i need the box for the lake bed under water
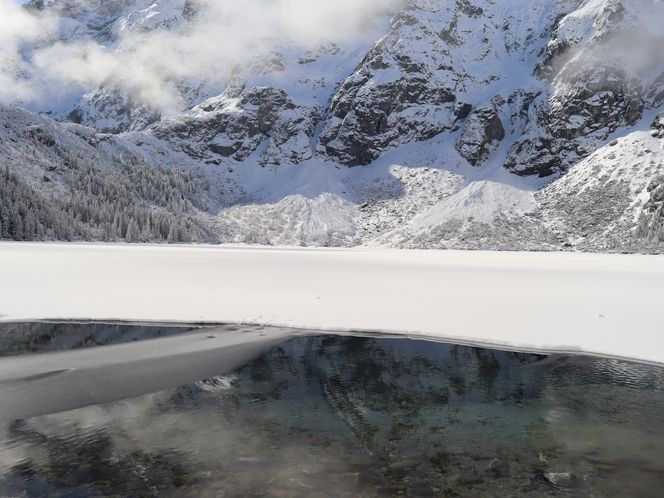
[0,322,663,497]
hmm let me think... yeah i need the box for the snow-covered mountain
[1,0,663,252]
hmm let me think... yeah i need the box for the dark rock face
[312,0,577,170]
[652,113,664,138]
[548,66,643,142]
[511,65,651,178]
[317,44,459,165]
[637,176,664,245]
[154,86,318,165]
[316,3,460,166]
[506,66,644,177]
[318,74,456,165]
[503,0,664,178]
[505,136,561,178]
[456,108,505,166]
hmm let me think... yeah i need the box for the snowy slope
[539,128,664,251]
[0,105,217,242]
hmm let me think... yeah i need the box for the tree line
[0,155,216,243]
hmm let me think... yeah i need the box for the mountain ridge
[1,0,663,252]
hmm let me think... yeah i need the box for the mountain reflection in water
[0,325,663,497]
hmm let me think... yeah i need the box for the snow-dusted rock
[24,0,47,12]
[50,0,190,43]
[637,176,664,244]
[507,65,645,177]
[456,108,505,166]
[652,113,664,138]
[69,87,162,134]
[316,0,545,166]
[153,86,319,165]
[537,131,664,252]
[506,0,664,177]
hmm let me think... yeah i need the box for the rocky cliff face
[316,0,567,167]
[22,0,662,175]
[153,85,319,165]
[506,0,664,177]
[456,108,505,166]
[2,0,664,252]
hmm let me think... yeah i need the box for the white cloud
[0,0,49,102]
[0,0,403,113]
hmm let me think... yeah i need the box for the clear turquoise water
[0,323,663,497]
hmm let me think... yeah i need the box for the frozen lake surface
[1,243,664,364]
[0,322,663,497]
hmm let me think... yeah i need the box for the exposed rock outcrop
[153,86,318,165]
[315,0,577,169]
[506,65,645,177]
[456,108,505,166]
[69,87,162,134]
[505,0,663,177]
[652,113,664,138]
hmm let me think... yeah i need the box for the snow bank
[0,327,291,421]
[1,243,663,364]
